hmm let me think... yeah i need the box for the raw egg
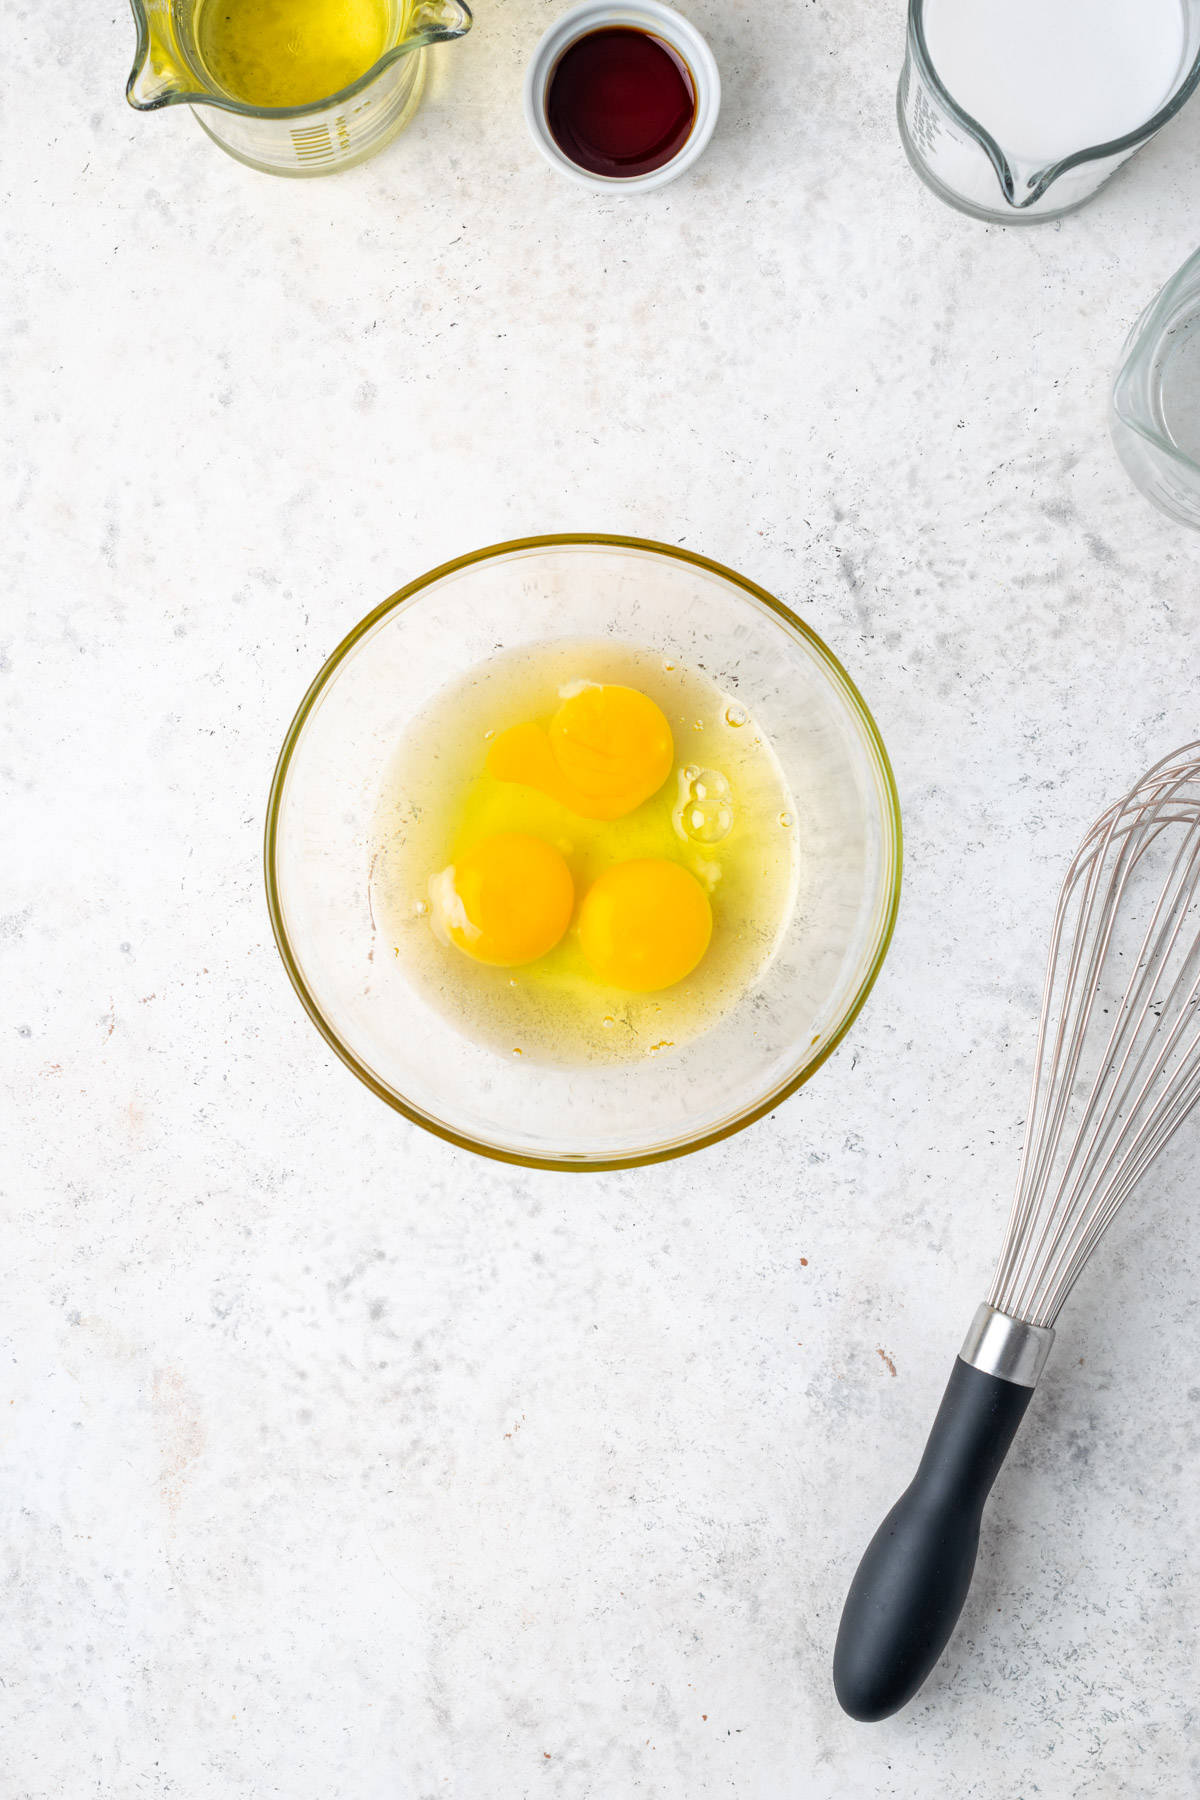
[578,857,713,991]
[431,832,574,967]
[486,682,673,820]
[377,642,801,1066]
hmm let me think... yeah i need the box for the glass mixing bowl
[265,536,902,1169]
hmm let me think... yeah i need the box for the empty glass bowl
[1111,248,1200,529]
[265,536,902,1169]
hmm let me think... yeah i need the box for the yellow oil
[373,641,800,1069]
[195,0,394,107]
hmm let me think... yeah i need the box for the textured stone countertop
[5,2,1200,1794]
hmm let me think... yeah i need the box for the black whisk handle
[833,1356,1034,1721]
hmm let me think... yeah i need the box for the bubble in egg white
[675,766,733,846]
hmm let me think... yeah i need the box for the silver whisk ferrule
[960,1303,1054,1388]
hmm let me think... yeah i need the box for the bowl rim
[264,532,903,1171]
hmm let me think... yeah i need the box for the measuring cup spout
[406,0,473,46]
[997,153,1055,210]
[126,1,195,110]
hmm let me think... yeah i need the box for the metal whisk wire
[988,743,1200,1329]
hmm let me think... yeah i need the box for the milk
[922,0,1188,165]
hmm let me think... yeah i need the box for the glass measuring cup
[1111,248,1200,529]
[899,0,1200,222]
[127,0,472,176]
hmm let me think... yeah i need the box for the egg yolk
[577,858,713,992]
[433,833,574,967]
[486,684,674,821]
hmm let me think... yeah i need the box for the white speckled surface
[5,1,1200,1793]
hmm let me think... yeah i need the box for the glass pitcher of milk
[900,0,1200,221]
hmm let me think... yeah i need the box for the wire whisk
[990,742,1200,1328]
[835,743,1200,1722]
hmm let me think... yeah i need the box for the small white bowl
[523,0,721,193]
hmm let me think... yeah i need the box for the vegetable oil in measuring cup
[195,0,392,107]
[922,0,1187,164]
